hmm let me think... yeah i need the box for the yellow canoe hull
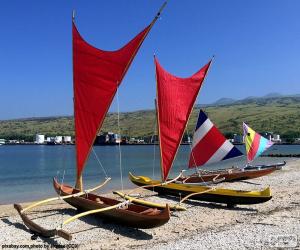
[129,172,272,206]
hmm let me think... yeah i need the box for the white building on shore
[272,134,281,143]
[35,134,45,144]
[55,136,63,144]
[63,136,72,143]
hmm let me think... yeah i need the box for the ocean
[0,144,299,204]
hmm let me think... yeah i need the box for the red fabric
[155,57,211,181]
[73,22,151,178]
[248,133,261,162]
[188,126,225,167]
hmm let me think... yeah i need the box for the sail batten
[73,22,153,183]
[155,58,212,181]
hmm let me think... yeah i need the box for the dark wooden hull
[178,166,277,184]
[53,178,170,229]
[129,173,272,206]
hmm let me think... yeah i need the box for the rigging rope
[151,113,157,193]
[187,128,210,186]
[116,87,124,191]
[92,147,108,179]
[58,170,65,228]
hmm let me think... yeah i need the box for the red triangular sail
[73,22,152,179]
[155,57,212,181]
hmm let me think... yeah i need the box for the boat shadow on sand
[2,207,152,244]
[157,195,258,212]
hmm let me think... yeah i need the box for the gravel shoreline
[0,159,299,249]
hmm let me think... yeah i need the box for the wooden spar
[150,1,167,28]
[151,1,167,181]
[75,175,83,191]
[21,178,111,213]
[172,57,215,180]
[113,191,187,211]
[62,201,130,226]
[74,2,168,190]
[120,1,167,81]
[155,69,165,182]
[155,98,164,181]
[72,9,82,191]
[126,170,185,196]
[179,187,215,204]
[189,55,215,172]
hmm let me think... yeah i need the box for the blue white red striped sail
[188,109,243,168]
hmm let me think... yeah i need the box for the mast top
[72,10,75,21]
[156,1,167,18]
[150,1,168,27]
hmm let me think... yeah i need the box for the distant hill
[211,98,236,106]
[1,94,300,141]
[261,92,282,98]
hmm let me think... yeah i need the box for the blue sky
[0,0,300,120]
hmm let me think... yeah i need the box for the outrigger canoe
[14,4,173,241]
[129,173,272,207]
[176,166,278,184]
[14,178,170,241]
[53,178,170,229]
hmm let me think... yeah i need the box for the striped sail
[243,122,274,163]
[188,110,243,168]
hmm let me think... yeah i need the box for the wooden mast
[72,10,83,191]
[155,98,164,181]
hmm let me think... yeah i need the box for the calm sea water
[0,144,299,204]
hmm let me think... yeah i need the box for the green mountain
[1,96,299,141]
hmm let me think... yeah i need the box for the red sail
[73,22,152,179]
[155,57,211,181]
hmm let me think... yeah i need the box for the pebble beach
[0,159,299,249]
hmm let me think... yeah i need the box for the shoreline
[0,159,299,249]
[2,142,300,145]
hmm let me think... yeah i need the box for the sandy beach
[0,159,299,249]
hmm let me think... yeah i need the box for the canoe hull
[129,173,272,206]
[53,178,170,229]
[178,166,277,184]
[244,161,286,170]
